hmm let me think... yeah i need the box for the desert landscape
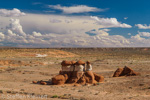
[0,48,150,100]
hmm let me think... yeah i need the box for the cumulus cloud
[32,31,42,36]
[135,24,150,29]
[0,32,5,39]
[1,18,131,47]
[138,31,150,37]
[1,14,150,47]
[131,34,144,41]
[100,29,111,32]
[7,29,17,36]
[0,8,26,17]
[86,29,109,36]
[91,16,132,28]
[48,5,105,14]
[65,19,72,23]
[6,19,26,36]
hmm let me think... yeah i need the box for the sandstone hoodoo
[52,60,104,85]
[113,66,140,77]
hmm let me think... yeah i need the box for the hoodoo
[52,60,104,85]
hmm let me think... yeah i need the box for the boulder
[113,66,140,77]
[113,68,124,77]
[84,71,97,84]
[77,74,86,85]
[40,82,47,85]
[120,66,140,76]
[52,74,68,85]
[93,73,104,82]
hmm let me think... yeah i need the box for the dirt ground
[0,48,150,100]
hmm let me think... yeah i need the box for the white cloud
[1,14,150,47]
[131,34,144,41]
[86,29,109,36]
[0,32,5,39]
[138,31,150,37]
[0,8,26,17]
[135,24,150,29]
[7,29,17,36]
[124,17,128,20]
[49,5,105,14]
[6,19,26,36]
[32,31,42,36]
[100,29,111,32]
[91,16,132,28]
[65,19,72,23]
[128,33,131,35]
[49,19,62,23]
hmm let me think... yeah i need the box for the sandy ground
[0,48,150,100]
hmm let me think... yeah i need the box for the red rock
[93,73,104,82]
[32,81,37,84]
[75,60,85,65]
[113,68,123,77]
[113,66,141,77]
[61,60,72,66]
[40,82,47,85]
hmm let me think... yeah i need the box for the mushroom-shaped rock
[70,61,76,71]
[74,60,85,72]
[75,60,85,65]
[61,60,72,66]
[86,61,92,71]
[51,60,105,85]
[71,61,76,65]
[61,60,72,72]
[86,61,91,64]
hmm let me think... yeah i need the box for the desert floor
[0,48,150,100]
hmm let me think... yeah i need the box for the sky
[0,0,150,47]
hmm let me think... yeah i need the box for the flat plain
[0,48,150,100]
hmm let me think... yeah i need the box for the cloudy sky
[0,0,150,47]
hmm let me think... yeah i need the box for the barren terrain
[0,48,150,100]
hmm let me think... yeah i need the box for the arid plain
[0,48,150,100]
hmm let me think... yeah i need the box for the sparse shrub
[52,95,58,98]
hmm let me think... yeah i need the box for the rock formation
[52,60,104,85]
[113,66,140,77]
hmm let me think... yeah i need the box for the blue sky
[0,0,150,47]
